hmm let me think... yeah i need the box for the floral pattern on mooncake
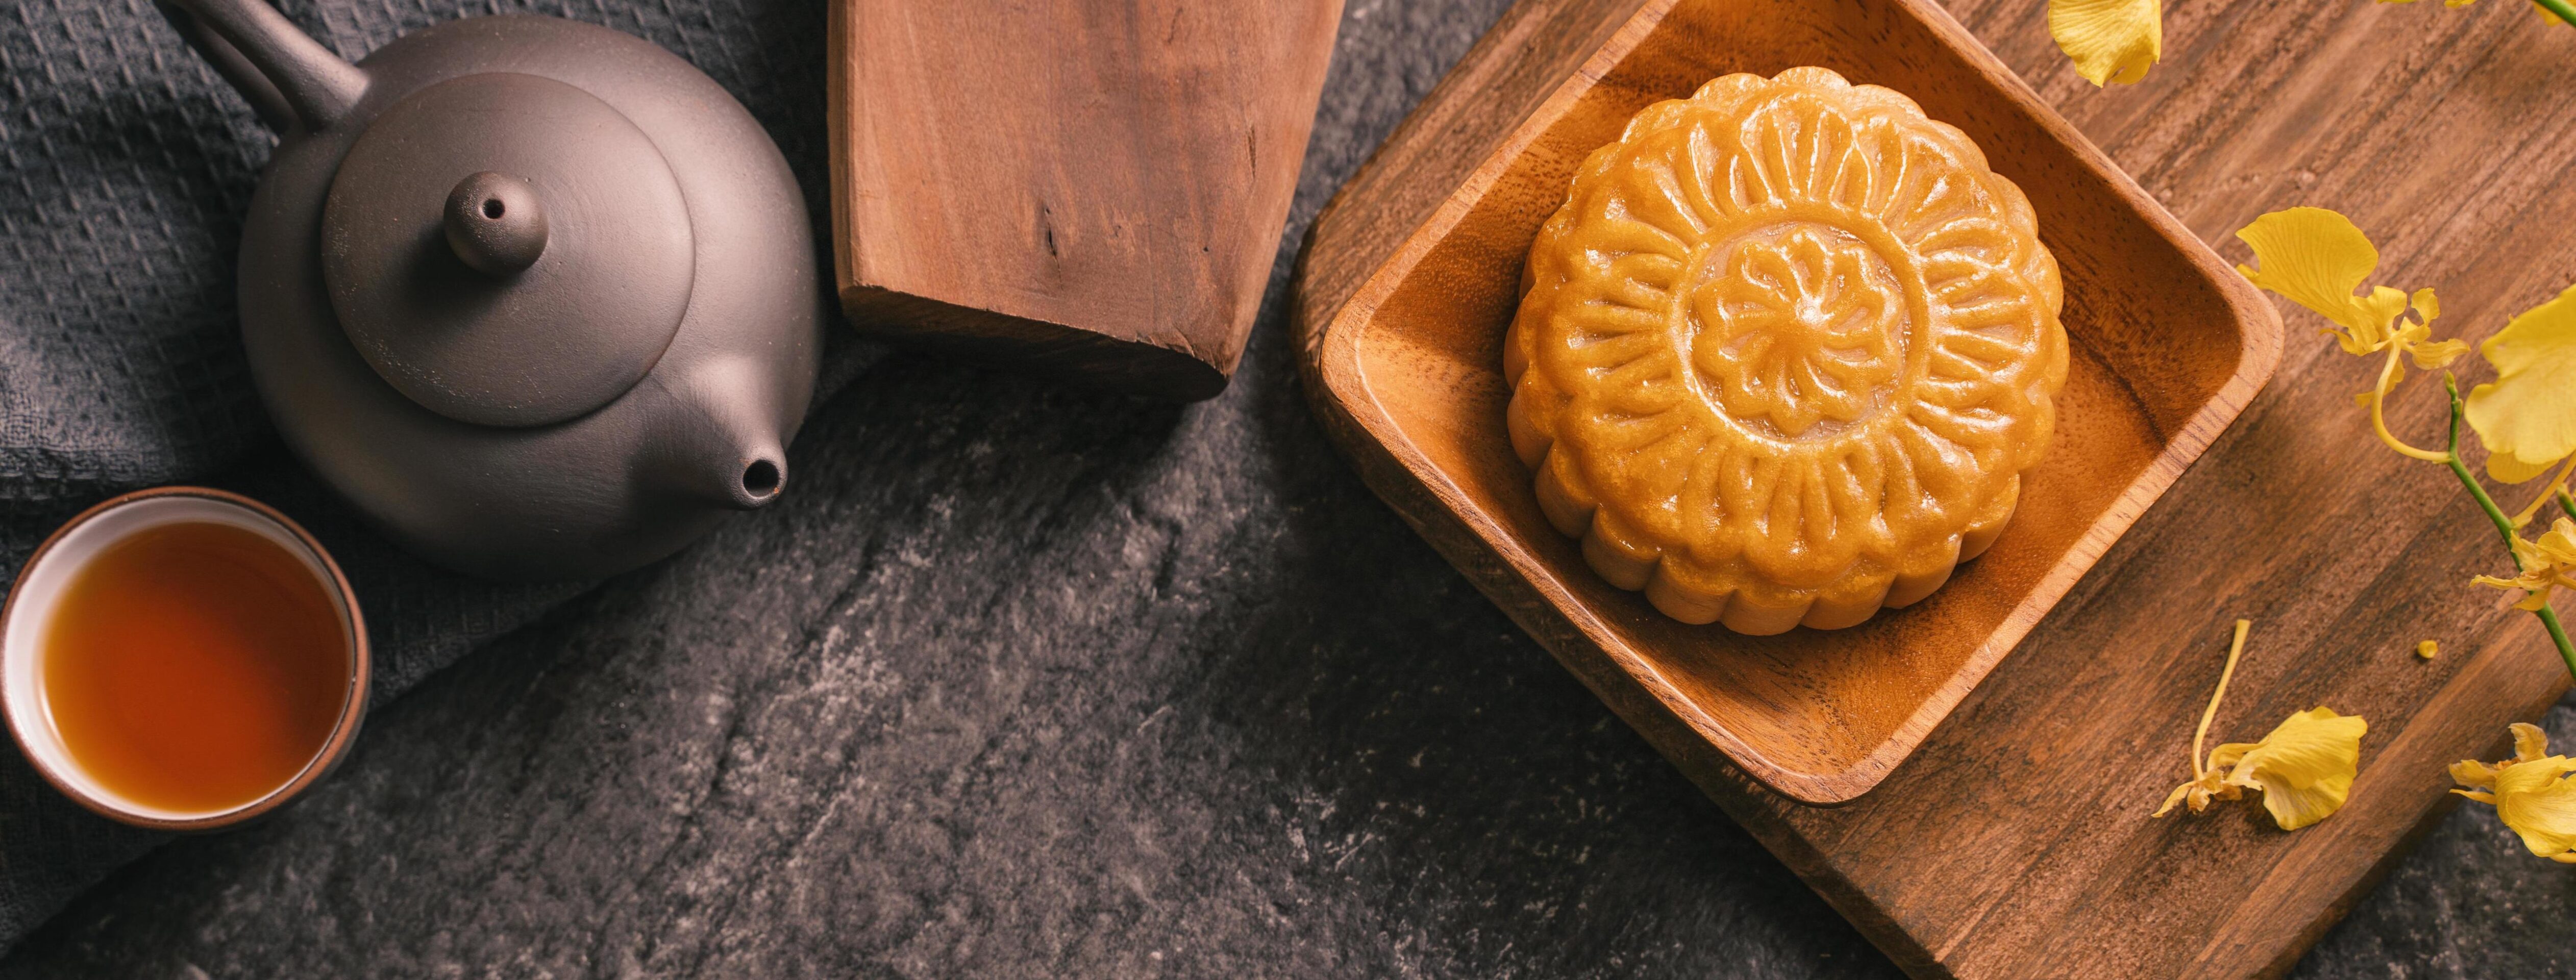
[1503,67,2069,635]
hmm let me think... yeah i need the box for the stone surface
[5,0,2576,977]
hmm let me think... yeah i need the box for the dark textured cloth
[0,0,871,950]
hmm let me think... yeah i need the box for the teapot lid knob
[443,172,548,276]
[318,72,697,429]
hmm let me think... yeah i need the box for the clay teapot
[156,0,822,581]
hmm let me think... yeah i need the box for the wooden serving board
[1291,0,2576,975]
[825,0,1343,401]
[1300,0,2280,807]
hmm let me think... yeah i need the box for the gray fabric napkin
[0,0,869,948]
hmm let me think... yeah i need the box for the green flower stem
[2444,375,2576,682]
[2540,0,2576,29]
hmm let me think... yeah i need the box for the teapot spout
[731,456,786,510]
[660,424,786,513]
[644,357,792,512]
[156,0,365,133]
[679,443,785,512]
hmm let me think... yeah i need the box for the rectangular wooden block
[827,0,1344,400]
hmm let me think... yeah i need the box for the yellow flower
[2220,708,2371,830]
[2235,208,2466,367]
[2451,722,2576,862]
[2465,285,2576,483]
[2418,639,2440,659]
[2236,208,2469,463]
[2157,710,2369,830]
[2154,621,2368,830]
[2473,516,2576,611]
[2048,0,2162,86]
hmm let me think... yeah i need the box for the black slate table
[4,0,2574,976]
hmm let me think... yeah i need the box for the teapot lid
[320,72,695,428]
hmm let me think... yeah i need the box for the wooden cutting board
[825,0,1343,400]
[1290,0,2576,975]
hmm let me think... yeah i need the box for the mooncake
[1503,67,2068,635]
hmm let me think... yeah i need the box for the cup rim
[0,487,371,832]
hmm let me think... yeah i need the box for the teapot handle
[153,0,365,134]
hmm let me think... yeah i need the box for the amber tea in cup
[2,489,367,830]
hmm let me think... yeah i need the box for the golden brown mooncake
[1503,67,2069,635]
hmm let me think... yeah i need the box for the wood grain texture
[1291,0,2576,975]
[826,0,1343,401]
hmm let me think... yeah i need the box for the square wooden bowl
[1294,0,2283,804]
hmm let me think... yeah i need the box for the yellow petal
[2490,450,2561,484]
[2467,284,2576,482]
[2156,783,2191,816]
[2235,209,2412,347]
[2357,289,2413,353]
[2155,778,2200,817]
[2473,572,2557,611]
[2221,707,2367,830]
[2411,337,2470,370]
[2492,755,2576,859]
[2049,0,2163,86]
[2454,757,2504,789]
[2479,520,2576,608]
[2535,518,2576,564]
[2206,740,2255,772]
[2156,767,2232,817]
[2512,721,2554,762]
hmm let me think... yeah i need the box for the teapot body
[228,14,820,581]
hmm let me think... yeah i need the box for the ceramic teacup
[0,487,369,831]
